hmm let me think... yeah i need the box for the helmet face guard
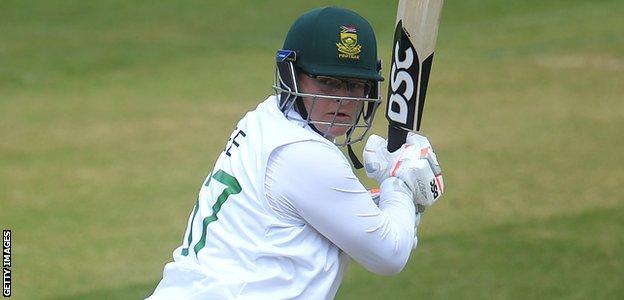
[273,51,382,146]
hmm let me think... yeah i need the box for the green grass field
[1,0,623,299]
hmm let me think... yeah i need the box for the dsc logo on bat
[387,29,417,128]
[388,41,414,125]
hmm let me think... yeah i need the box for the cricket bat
[386,0,444,152]
[385,0,444,213]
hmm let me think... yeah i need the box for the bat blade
[386,0,444,152]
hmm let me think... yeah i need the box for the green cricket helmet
[273,6,384,147]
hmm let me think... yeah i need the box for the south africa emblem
[336,25,362,59]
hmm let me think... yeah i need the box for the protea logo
[336,25,362,59]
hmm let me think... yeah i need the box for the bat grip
[387,125,409,153]
[387,124,427,214]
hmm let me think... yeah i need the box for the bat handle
[386,125,427,214]
[387,125,408,153]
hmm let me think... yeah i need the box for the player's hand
[363,134,396,184]
[391,133,444,206]
[364,133,444,206]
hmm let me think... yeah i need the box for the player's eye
[347,81,372,95]
[317,77,344,91]
[312,75,372,96]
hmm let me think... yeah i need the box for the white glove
[363,134,396,184]
[363,133,444,207]
[392,146,444,206]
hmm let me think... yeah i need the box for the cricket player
[148,7,444,299]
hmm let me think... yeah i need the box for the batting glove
[363,133,444,207]
[363,134,396,184]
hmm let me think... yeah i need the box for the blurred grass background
[1,0,623,299]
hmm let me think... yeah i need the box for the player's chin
[314,117,353,138]
[324,124,351,138]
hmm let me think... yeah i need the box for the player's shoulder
[273,140,350,174]
[282,138,341,156]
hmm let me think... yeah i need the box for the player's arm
[265,141,416,275]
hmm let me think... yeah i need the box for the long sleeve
[265,140,416,275]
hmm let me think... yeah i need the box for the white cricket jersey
[148,96,416,300]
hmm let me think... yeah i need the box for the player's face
[298,73,370,138]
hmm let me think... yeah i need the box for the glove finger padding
[391,145,444,207]
[363,134,393,184]
[407,132,442,176]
